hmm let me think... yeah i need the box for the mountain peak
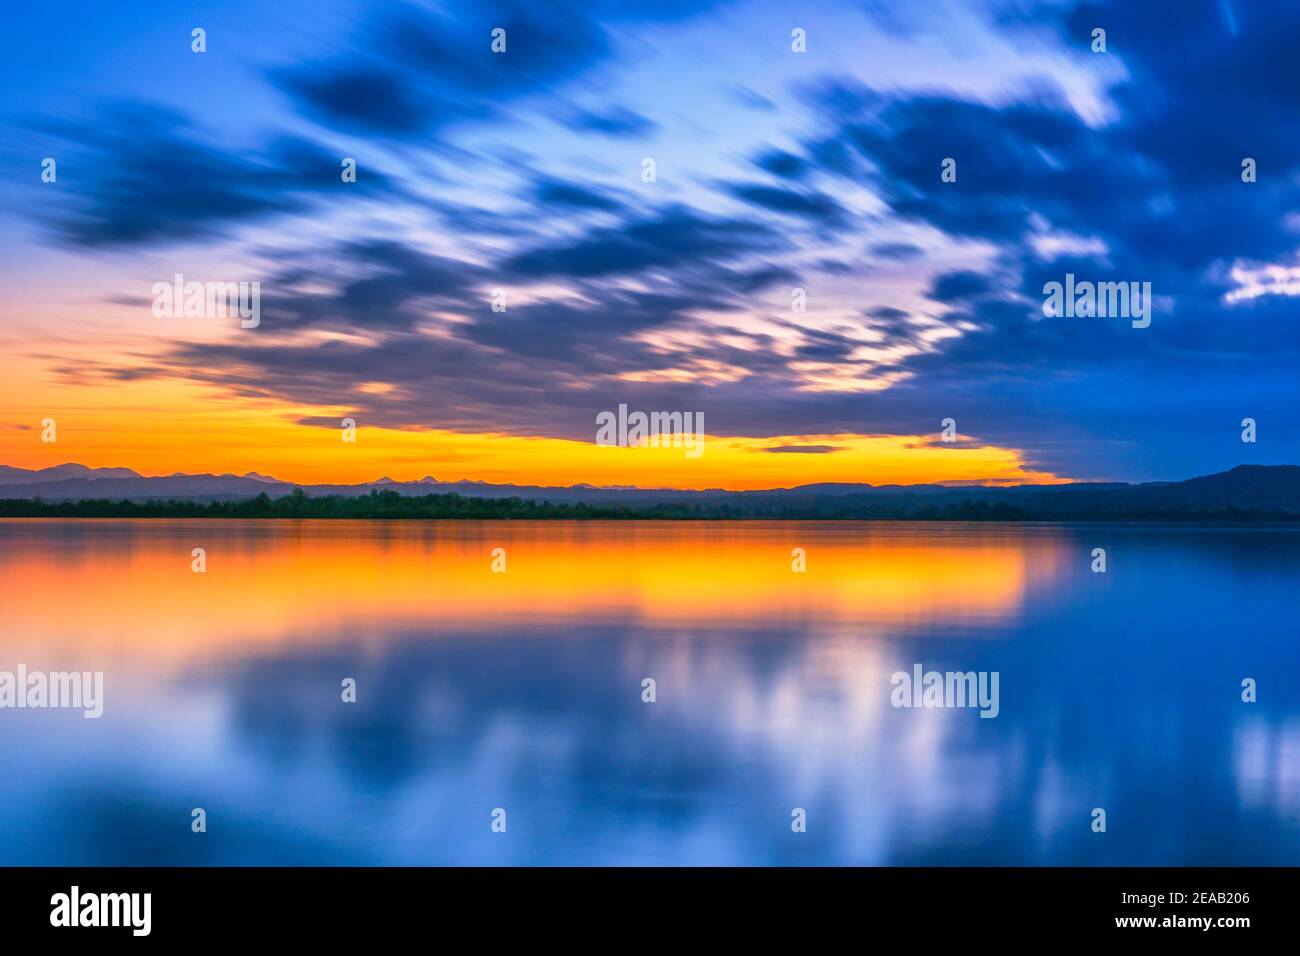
[0,463,142,486]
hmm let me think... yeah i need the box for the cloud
[37,104,389,247]
[929,270,993,303]
[272,0,725,139]
[762,445,846,454]
[723,182,853,230]
[750,148,812,180]
[244,240,487,334]
[277,64,446,135]
[502,206,787,279]
[529,176,626,214]
[870,242,924,261]
[559,105,658,138]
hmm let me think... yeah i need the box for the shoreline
[3,499,1299,524]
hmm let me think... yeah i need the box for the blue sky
[2,0,1298,483]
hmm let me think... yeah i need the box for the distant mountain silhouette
[2,463,1299,519]
[0,463,142,485]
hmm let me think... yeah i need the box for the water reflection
[0,519,1297,864]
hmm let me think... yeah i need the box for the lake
[0,518,1296,865]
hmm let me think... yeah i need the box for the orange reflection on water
[0,520,1066,668]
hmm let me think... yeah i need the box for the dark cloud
[751,147,812,180]
[38,104,389,247]
[870,242,923,261]
[930,270,993,303]
[559,105,657,138]
[762,445,847,454]
[273,2,609,137]
[786,324,868,363]
[502,206,787,279]
[274,0,724,139]
[529,176,625,213]
[735,265,801,293]
[276,64,441,135]
[723,182,853,230]
[1058,1,1300,190]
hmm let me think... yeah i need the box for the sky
[1,0,1298,489]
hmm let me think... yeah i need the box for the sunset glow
[0,355,1062,487]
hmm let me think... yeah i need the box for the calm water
[0,518,1297,865]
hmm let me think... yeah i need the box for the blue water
[0,519,1296,864]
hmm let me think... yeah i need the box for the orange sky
[0,366,1063,488]
[0,226,1074,491]
[0,292,1071,490]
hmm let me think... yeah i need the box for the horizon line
[1,461,1287,495]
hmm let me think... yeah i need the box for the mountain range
[3,462,1300,519]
